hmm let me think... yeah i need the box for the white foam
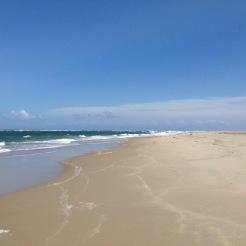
[52,165,82,186]
[23,138,77,145]
[81,132,184,142]
[1,138,79,153]
[148,131,184,136]
[0,131,186,155]
[116,131,183,139]
[46,138,76,144]
[0,229,10,235]
[89,214,106,238]
[0,149,11,153]
[0,142,11,154]
[0,142,5,147]
[118,133,142,138]
[78,202,98,210]
[17,145,63,151]
[86,136,116,141]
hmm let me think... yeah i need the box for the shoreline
[0,139,127,198]
[0,137,123,196]
[0,135,172,197]
[2,132,246,245]
[0,136,142,200]
[43,139,131,192]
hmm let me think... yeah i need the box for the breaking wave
[0,131,185,154]
[0,142,11,153]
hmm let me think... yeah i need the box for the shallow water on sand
[0,140,121,195]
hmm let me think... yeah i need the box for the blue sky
[0,0,246,130]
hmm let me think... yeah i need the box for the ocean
[0,130,149,154]
[0,130,182,195]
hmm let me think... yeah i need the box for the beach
[1,132,246,245]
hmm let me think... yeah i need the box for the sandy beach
[1,132,246,245]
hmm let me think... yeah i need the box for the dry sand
[1,132,246,245]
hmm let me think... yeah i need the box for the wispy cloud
[43,96,246,130]
[10,110,35,120]
[2,97,246,130]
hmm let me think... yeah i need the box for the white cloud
[44,96,246,130]
[10,110,35,120]
[3,97,246,130]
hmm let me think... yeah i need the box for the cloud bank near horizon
[2,97,246,130]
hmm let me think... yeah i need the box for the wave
[17,145,70,151]
[0,142,5,147]
[75,131,184,141]
[21,138,77,145]
[0,138,79,154]
[0,148,11,153]
[118,133,143,138]
[0,131,186,155]
[148,131,184,136]
[43,139,77,144]
[0,142,11,153]
[85,135,118,141]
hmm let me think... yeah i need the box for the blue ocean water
[0,130,146,154]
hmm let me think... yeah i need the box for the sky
[0,0,246,130]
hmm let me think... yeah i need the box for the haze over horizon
[1,0,245,130]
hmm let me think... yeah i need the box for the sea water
[0,130,182,195]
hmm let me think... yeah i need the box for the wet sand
[1,132,246,245]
